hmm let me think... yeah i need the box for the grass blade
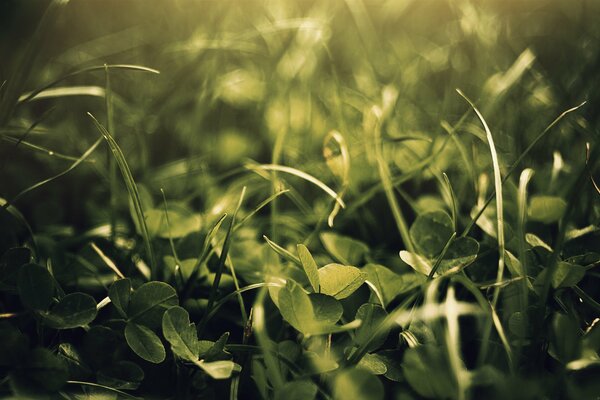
[246,163,346,209]
[18,64,159,105]
[463,101,587,236]
[198,187,246,335]
[457,89,508,366]
[6,137,102,207]
[88,112,156,279]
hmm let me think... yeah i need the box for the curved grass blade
[263,235,301,266]
[457,89,505,305]
[6,137,102,207]
[181,213,227,299]
[0,0,68,126]
[18,64,159,105]
[88,112,156,278]
[442,172,458,231]
[246,164,346,209]
[457,89,507,366]
[371,105,414,252]
[198,187,246,335]
[463,101,587,236]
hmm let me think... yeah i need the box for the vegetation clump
[1,1,599,399]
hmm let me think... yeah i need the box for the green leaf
[199,331,230,361]
[162,306,199,362]
[58,343,91,379]
[277,280,315,334]
[42,292,97,329]
[297,244,320,292]
[128,281,178,329]
[320,232,369,265]
[108,278,131,318]
[0,247,31,289]
[97,360,144,390]
[145,203,202,239]
[318,263,367,299]
[363,264,422,306]
[0,324,28,366]
[11,348,68,394]
[17,263,55,310]
[194,359,241,379]
[124,322,166,364]
[354,303,389,353]
[552,261,586,289]
[410,211,454,258]
[274,380,318,400]
[437,236,479,274]
[309,293,342,325]
[549,313,581,363]
[400,237,479,277]
[402,345,456,398]
[164,256,205,281]
[528,195,567,224]
[333,368,384,400]
[357,353,388,375]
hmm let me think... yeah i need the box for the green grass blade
[181,213,228,299]
[247,163,346,209]
[18,64,159,105]
[88,112,156,279]
[463,101,586,237]
[7,137,102,207]
[443,172,458,231]
[371,105,414,252]
[198,187,246,335]
[263,235,302,266]
[457,89,509,366]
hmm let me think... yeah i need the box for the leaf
[0,324,28,366]
[318,263,367,300]
[363,264,422,306]
[194,359,241,379]
[0,247,31,289]
[357,353,388,375]
[124,322,166,364]
[549,313,581,363]
[297,244,320,292]
[354,303,389,353]
[128,281,178,329]
[164,256,205,281]
[108,278,131,318]
[399,251,432,275]
[97,361,144,390]
[320,232,369,265]
[309,294,342,325]
[528,195,567,224]
[552,261,586,289]
[11,348,68,394]
[199,332,230,361]
[400,237,479,277]
[277,280,315,334]
[437,236,479,274]
[17,263,55,310]
[410,210,454,258]
[162,306,199,362]
[402,345,457,399]
[274,380,318,400]
[333,368,384,400]
[58,343,91,379]
[42,293,98,329]
[145,203,202,239]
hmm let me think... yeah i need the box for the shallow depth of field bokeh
[1,1,599,399]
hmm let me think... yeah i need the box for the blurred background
[1,0,599,250]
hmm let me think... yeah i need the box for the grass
[0,1,599,399]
